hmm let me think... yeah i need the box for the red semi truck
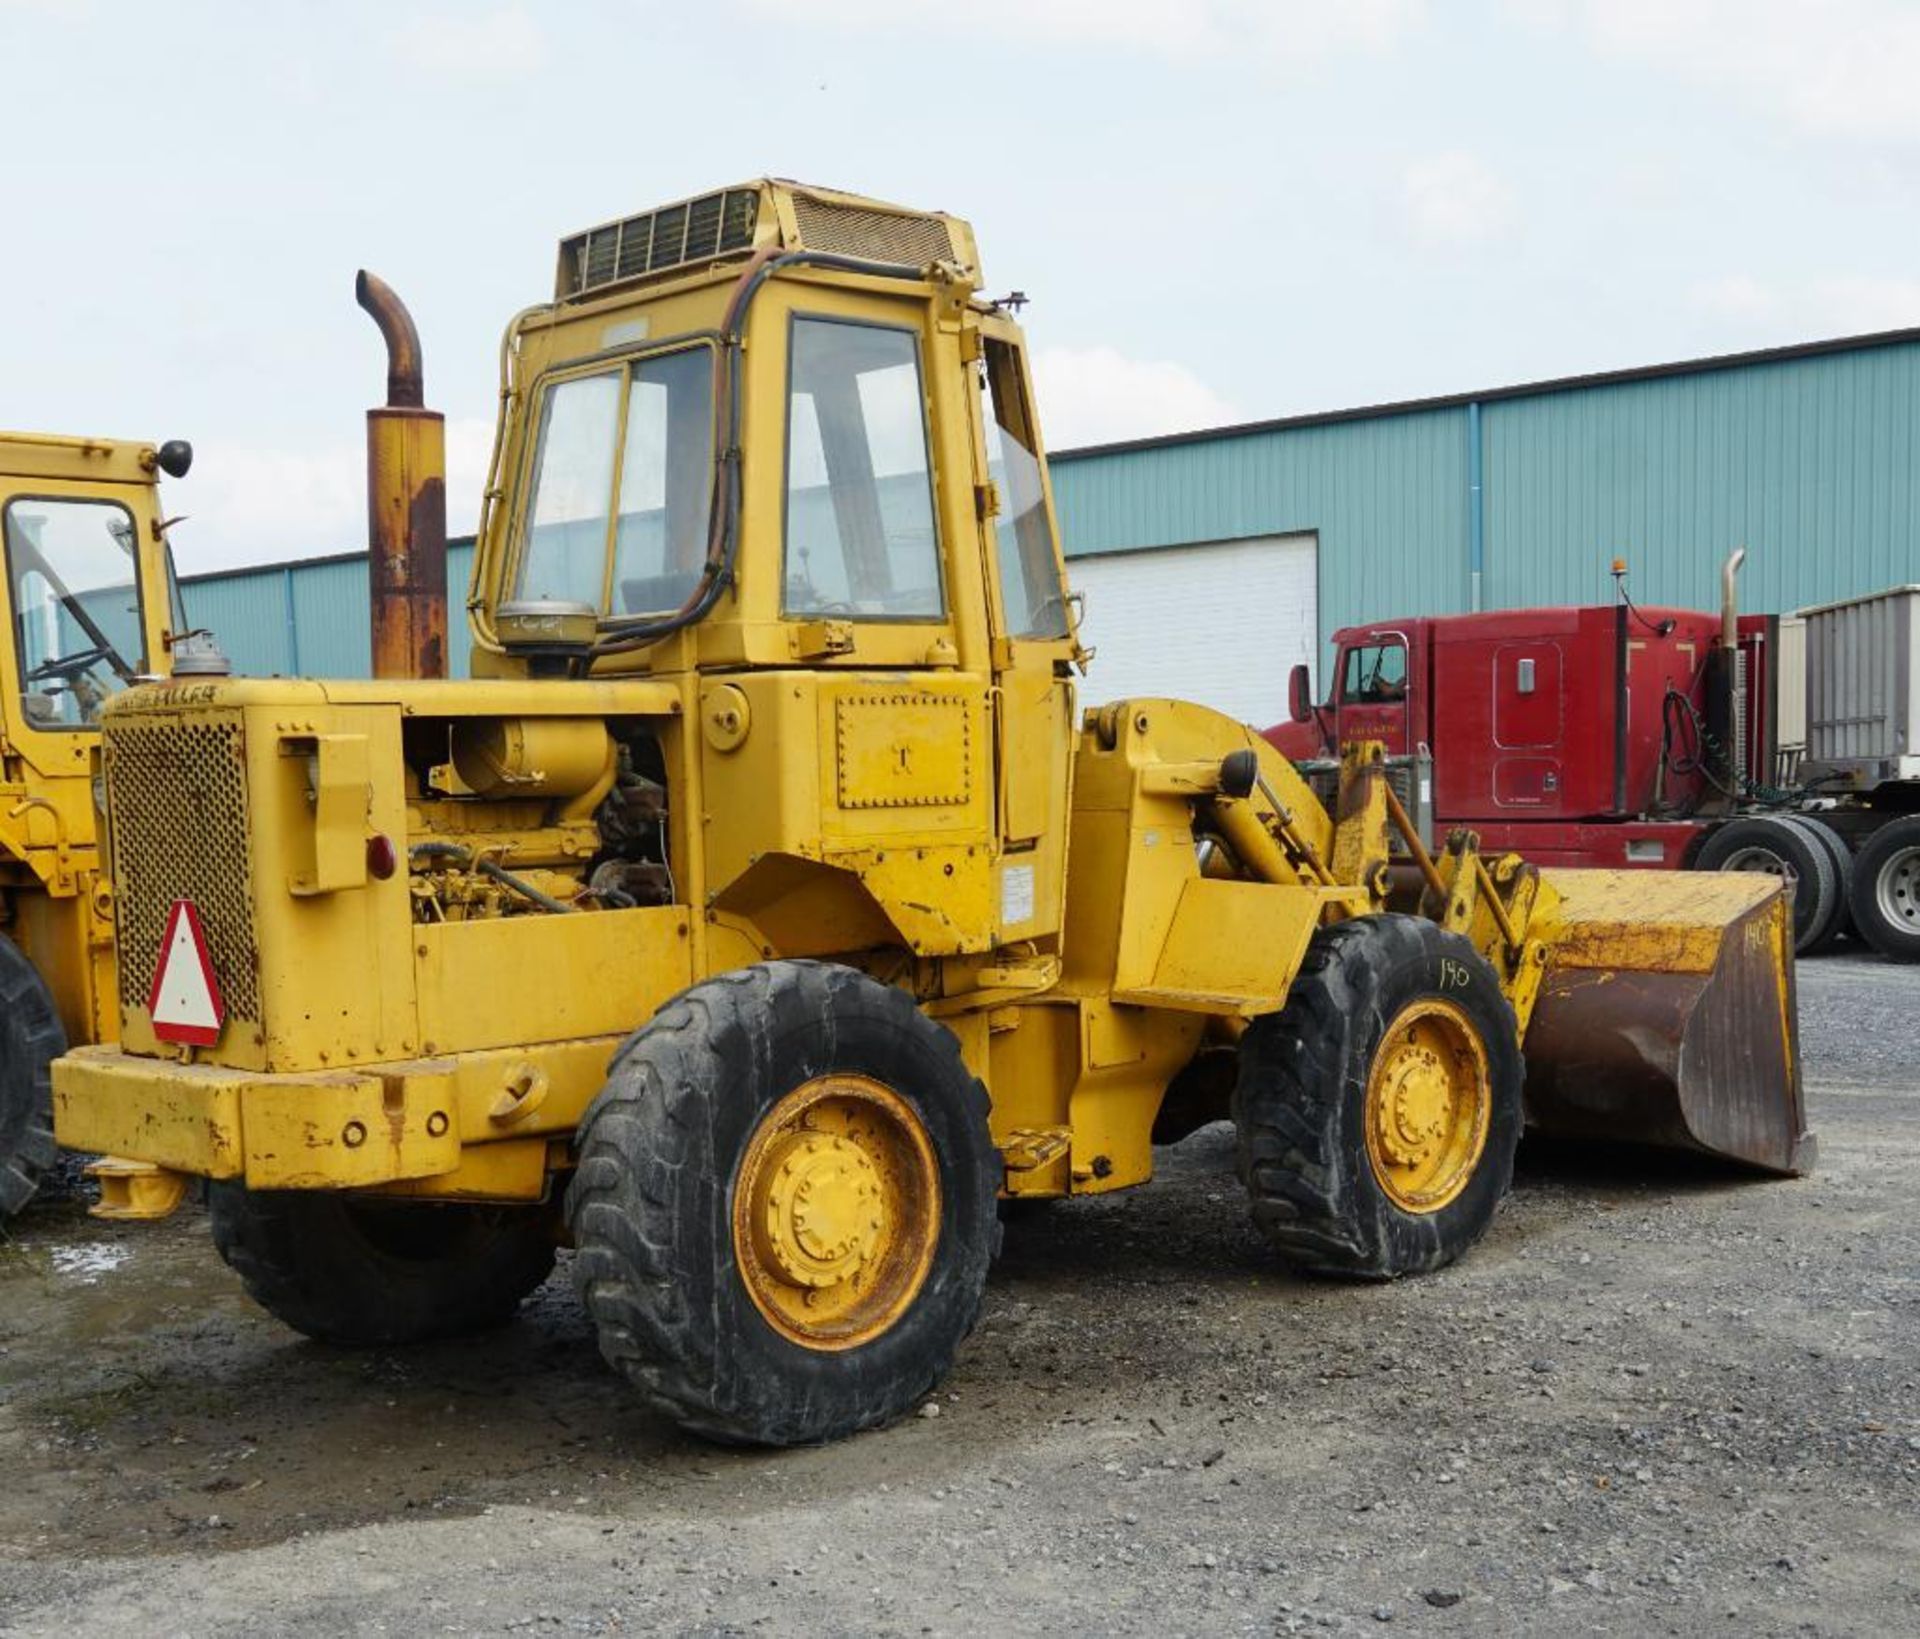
[1265,558,1920,960]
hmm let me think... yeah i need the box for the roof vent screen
[560,188,760,298]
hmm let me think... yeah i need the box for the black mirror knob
[156,440,193,479]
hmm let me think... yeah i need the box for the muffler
[358,270,448,680]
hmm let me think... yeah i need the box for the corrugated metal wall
[1482,347,1920,615]
[183,541,476,678]
[1050,409,1469,676]
[1052,334,1920,675]
[179,335,1920,683]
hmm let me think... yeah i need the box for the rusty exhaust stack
[1720,546,1747,650]
[357,270,447,679]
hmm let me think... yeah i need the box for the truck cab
[1270,603,1761,865]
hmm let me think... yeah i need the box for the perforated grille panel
[788,195,956,268]
[104,716,260,1024]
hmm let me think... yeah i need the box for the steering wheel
[26,645,113,685]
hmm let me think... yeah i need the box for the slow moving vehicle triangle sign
[148,899,225,1047]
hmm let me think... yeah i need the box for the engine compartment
[400,716,675,924]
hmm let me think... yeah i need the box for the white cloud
[392,4,545,83]
[172,415,494,575]
[1689,275,1781,324]
[745,0,1422,62]
[1687,273,1920,339]
[1806,276,1920,333]
[1402,152,1517,248]
[1034,345,1240,449]
[1544,0,1920,142]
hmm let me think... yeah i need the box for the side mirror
[156,440,193,480]
[1287,662,1314,724]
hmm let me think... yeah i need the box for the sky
[4,0,1919,572]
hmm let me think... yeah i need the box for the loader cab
[466,181,1084,959]
[472,182,1081,688]
[0,434,185,777]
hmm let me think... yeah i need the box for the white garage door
[1066,532,1318,727]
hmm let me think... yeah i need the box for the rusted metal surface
[355,270,425,409]
[358,271,448,680]
[1522,886,1813,1175]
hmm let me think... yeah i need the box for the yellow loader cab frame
[54,182,1810,1446]
[0,430,199,1215]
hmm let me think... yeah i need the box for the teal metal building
[180,326,1920,718]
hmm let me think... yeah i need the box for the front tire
[0,935,66,1218]
[1235,915,1523,1279]
[566,961,998,1446]
[208,1188,557,1344]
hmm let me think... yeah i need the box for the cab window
[514,345,715,617]
[3,497,144,729]
[981,338,1068,639]
[784,317,943,620]
[1341,640,1407,704]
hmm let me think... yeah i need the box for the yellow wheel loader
[52,182,1809,1445]
[0,431,208,1216]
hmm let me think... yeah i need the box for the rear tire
[1694,815,1836,955]
[208,1187,557,1345]
[567,961,999,1446]
[1849,815,1920,961]
[0,935,66,1219]
[1235,915,1523,1280]
[1786,815,1854,955]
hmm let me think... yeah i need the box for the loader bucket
[1520,869,1813,1176]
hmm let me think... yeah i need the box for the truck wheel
[1235,915,1523,1280]
[1849,815,1920,961]
[0,937,66,1218]
[208,1187,557,1345]
[1694,815,1836,955]
[567,961,998,1446]
[1785,815,1854,955]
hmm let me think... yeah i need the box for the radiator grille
[1301,755,1433,855]
[105,716,260,1024]
[789,195,955,268]
[559,187,760,298]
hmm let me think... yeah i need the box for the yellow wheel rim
[1362,998,1492,1214]
[731,1073,941,1351]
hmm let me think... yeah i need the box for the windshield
[3,496,145,729]
[783,318,944,619]
[513,345,715,618]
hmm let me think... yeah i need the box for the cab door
[0,475,163,783]
[1334,632,1411,755]
[970,316,1080,947]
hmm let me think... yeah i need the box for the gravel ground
[0,952,1914,1636]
